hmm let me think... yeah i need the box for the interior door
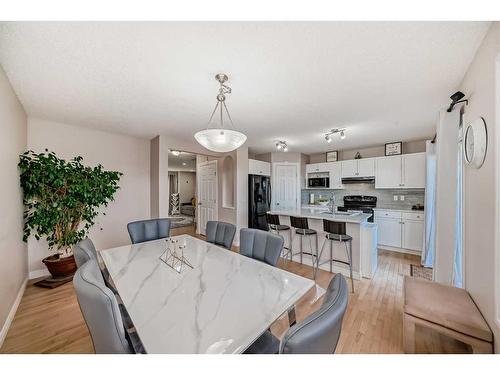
[197,160,218,235]
[272,163,298,210]
[403,152,426,188]
[375,155,403,188]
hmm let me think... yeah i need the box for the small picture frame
[385,142,402,156]
[326,151,338,162]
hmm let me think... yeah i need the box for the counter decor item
[354,152,362,159]
[160,237,193,274]
[326,150,338,162]
[18,150,122,287]
[385,141,402,156]
[464,117,487,169]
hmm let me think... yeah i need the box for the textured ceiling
[0,22,490,154]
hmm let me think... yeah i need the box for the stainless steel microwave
[308,177,330,188]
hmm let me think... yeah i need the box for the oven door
[308,177,330,188]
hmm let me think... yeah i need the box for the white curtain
[422,140,436,267]
[453,120,464,287]
[434,109,460,285]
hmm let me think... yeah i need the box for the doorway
[167,151,197,232]
[272,162,300,210]
[197,160,218,235]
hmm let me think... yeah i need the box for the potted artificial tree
[19,150,122,284]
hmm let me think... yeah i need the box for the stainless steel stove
[337,195,377,222]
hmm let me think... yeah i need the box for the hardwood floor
[0,225,419,354]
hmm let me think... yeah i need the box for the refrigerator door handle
[267,179,272,209]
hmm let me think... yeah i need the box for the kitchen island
[267,207,378,279]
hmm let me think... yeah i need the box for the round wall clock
[464,117,487,169]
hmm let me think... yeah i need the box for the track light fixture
[324,128,346,143]
[276,140,288,152]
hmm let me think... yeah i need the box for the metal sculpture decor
[159,238,194,274]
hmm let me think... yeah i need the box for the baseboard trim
[29,268,50,280]
[378,245,421,256]
[0,278,27,349]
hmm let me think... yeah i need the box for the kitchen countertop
[373,207,425,213]
[268,208,372,224]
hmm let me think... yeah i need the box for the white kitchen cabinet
[403,152,426,188]
[341,158,375,178]
[341,160,358,178]
[375,155,403,188]
[402,219,424,251]
[248,159,271,176]
[375,152,425,189]
[306,162,329,174]
[358,158,375,177]
[375,209,424,253]
[376,217,402,248]
[326,161,343,189]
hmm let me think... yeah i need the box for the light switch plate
[400,195,405,201]
[393,195,398,201]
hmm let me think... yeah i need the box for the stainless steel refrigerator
[248,174,271,230]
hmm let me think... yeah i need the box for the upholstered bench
[403,276,493,353]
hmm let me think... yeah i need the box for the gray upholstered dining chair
[73,259,133,354]
[205,221,236,250]
[239,228,284,267]
[244,273,349,354]
[127,218,171,244]
[73,238,97,268]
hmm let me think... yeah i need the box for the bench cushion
[403,276,492,342]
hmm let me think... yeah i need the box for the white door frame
[196,159,218,235]
[271,162,301,210]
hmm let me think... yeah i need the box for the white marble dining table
[98,234,314,354]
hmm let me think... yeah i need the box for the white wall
[0,65,28,343]
[178,171,196,204]
[459,22,500,351]
[27,118,150,276]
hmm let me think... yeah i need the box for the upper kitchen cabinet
[305,162,329,173]
[326,161,343,189]
[248,159,271,176]
[341,158,375,178]
[375,152,425,189]
[375,155,402,188]
[403,152,426,188]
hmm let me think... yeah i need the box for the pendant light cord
[205,80,235,130]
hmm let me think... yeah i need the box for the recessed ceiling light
[171,150,181,156]
[182,162,187,166]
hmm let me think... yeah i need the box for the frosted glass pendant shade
[194,128,247,153]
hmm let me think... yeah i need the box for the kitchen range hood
[341,176,375,184]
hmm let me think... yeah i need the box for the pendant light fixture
[194,74,247,153]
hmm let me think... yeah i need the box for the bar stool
[290,216,318,275]
[316,219,354,292]
[266,213,292,261]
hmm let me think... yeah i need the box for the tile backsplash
[301,183,425,210]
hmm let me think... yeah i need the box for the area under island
[267,207,378,280]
